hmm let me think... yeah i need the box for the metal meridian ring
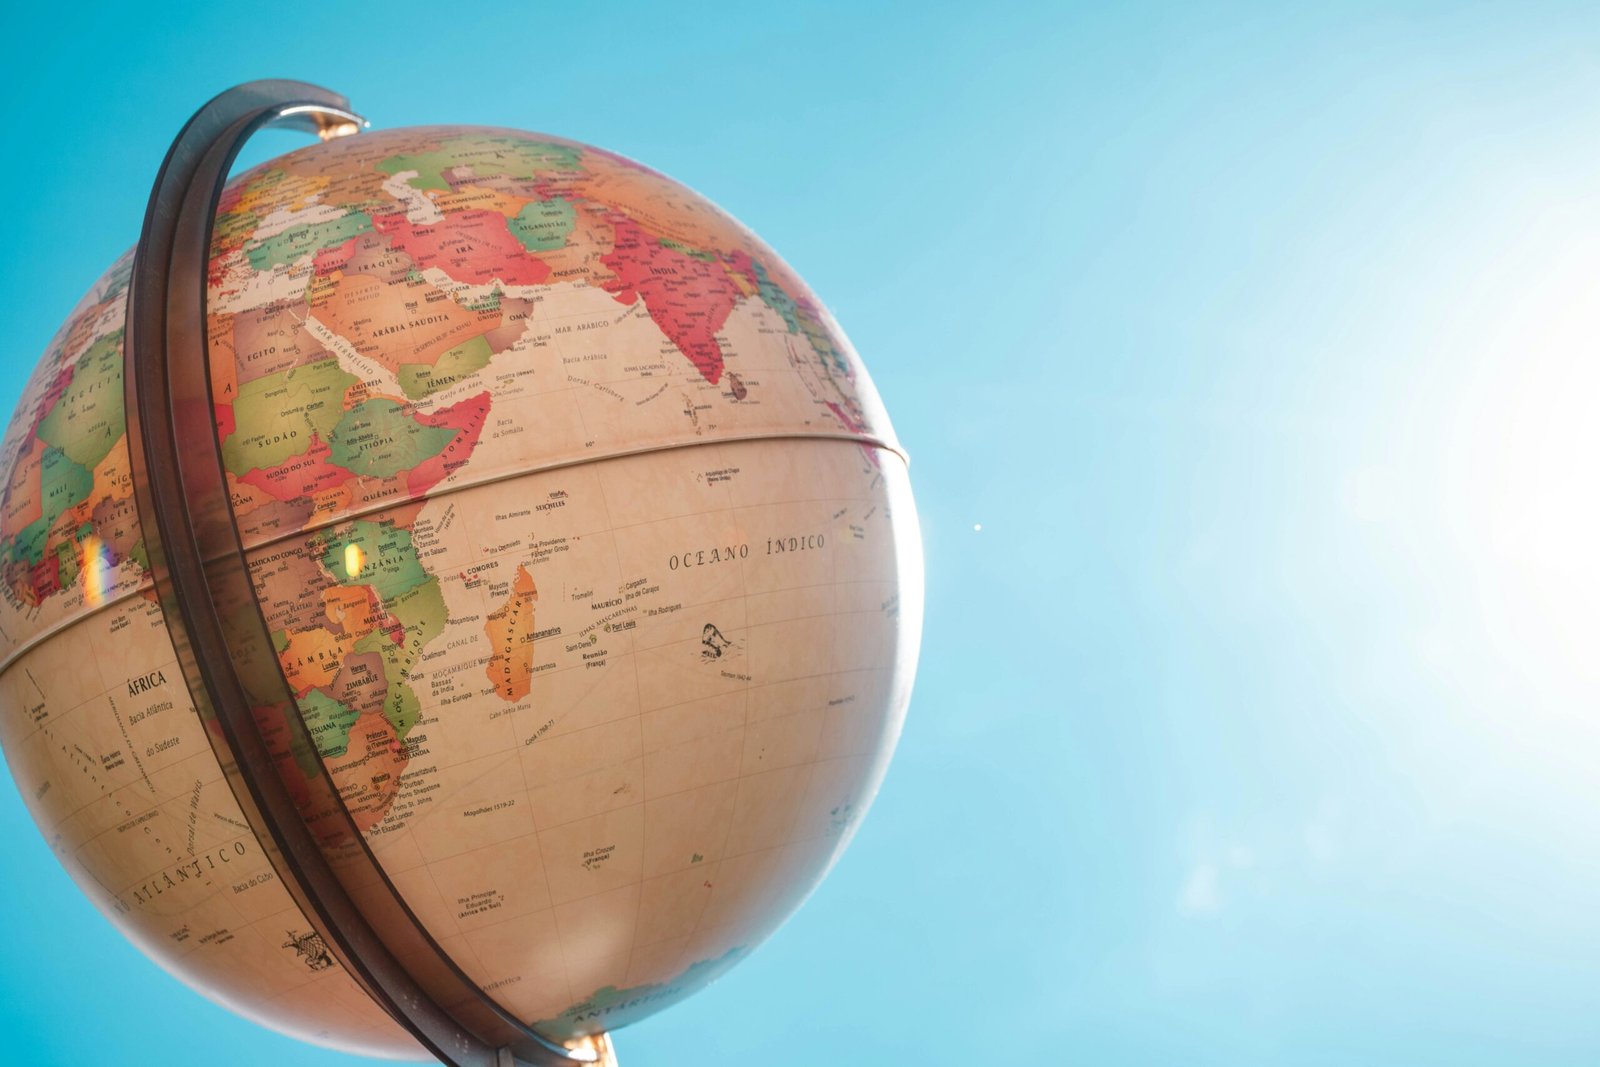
[124,79,596,1067]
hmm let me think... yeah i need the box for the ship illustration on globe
[0,82,922,1065]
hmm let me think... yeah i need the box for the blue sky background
[4,2,1600,1063]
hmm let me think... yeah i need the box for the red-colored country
[26,554,62,605]
[313,236,359,276]
[722,249,759,282]
[602,216,742,384]
[236,435,356,502]
[405,391,491,497]
[214,403,236,441]
[370,603,406,648]
[825,400,866,435]
[370,209,551,286]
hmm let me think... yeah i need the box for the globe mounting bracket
[123,79,610,1067]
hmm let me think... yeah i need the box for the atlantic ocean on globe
[0,124,921,1059]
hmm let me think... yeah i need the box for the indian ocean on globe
[0,114,921,1060]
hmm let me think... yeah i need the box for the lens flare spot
[80,535,111,607]
[344,542,365,579]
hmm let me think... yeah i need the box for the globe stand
[124,79,614,1067]
[504,1037,617,1067]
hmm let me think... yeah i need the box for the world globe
[0,83,921,1064]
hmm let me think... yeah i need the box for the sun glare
[1454,261,1600,687]
[79,534,111,607]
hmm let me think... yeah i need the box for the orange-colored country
[85,445,133,521]
[322,585,383,640]
[207,312,239,403]
[278,626,357,695]
[484,563,538,703]
[0,441,44,537]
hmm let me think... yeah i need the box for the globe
[0,116,921,1061]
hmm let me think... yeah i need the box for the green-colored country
[381,680,421,743]
[383,578,446,671]
[461,288,502,313]
[36,331,125,470]
[508,197,575,252]
[660,238,716,263]
[347,655,425,739]
[397,334,493,400]
[749,259,802,335]
[323,515,445,743]
[300,687,360,760]
[328,398,457,478]
[10,447,93,565]
[377,137,584,192]
[100,254,133,302]
[496,139,586,175]
[375,150,455,192]
[216,168,290,258]
[319,519,429,599]
[213,206,260,259]
[800,313,849,376]
[126,536,149,575]
[366,578,446,685]
[221,358,357,475]
[352,577,445,740]
[245,211,372,271]
[538,947,748,1038]
[754,256,847,375]
[52,538,80,592]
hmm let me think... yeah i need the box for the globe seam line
[0,434,904,677]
